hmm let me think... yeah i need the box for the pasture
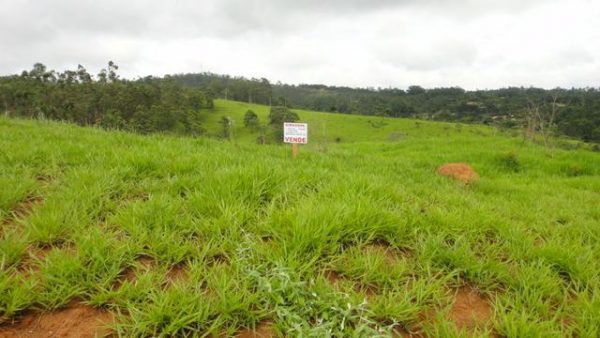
[1,102,599,337]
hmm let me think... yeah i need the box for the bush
[243,110,260,131]
[496,152,521,173]
[268,106,299,143]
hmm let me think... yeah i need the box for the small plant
[563,164,585,177]
[256,126,267,145]
[497,151,521,173]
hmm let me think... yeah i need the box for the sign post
[283,122,308,158]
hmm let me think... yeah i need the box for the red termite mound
[437,163,479,184]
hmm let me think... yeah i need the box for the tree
[407,85,426,95]
[268,106,299,142]
[130,105,152,134]
[0,62,213,136]
[219,116,234,140]
[523,94,561,148]
[243,110,260,131]
[99,109,125,129]
[268,106,298,125]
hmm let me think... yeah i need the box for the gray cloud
[0,0,598,89]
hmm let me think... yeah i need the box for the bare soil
[235,322,276,338]
[394,285,493,337]
[448,286,493,331]
[0,301,113,338]
[165,263,188,285]
[324,270,343,284]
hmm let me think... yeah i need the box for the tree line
[2,66,598,143]
[172,73,600,143]
[0,63,213,135]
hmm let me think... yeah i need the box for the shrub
[497,152,521,173]
[243,110,260,131]
[268,106,299,143]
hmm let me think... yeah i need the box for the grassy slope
[0,103,599,337]
[206,99,498,144]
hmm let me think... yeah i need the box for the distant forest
[0,63,212,135]
[173,73,600,143]
[1,64,599,143]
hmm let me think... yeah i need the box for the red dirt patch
[235,322,276,338]
[135,255,154,268]
[324,270,343,284]
[437,163,479,184]
[389,286,493,337]
[448,286,492,331]
[0,301,114,338]
[165,263,188,285]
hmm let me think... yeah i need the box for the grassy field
[205,99,501,144]
[1,101,599,337]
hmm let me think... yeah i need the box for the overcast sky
[1,0,598,90]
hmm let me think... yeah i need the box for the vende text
[284,136,307,144]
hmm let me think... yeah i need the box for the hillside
[3,64,599,143]
[1,110,599,337]
[206,100,575,146]
[173,73,600,143]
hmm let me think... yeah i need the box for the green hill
[0,107,599,337]
[206,99,497,144]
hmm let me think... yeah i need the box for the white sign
[283,123,308,144]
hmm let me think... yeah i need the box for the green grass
[0,101,599,337]
[207,99,501,144]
